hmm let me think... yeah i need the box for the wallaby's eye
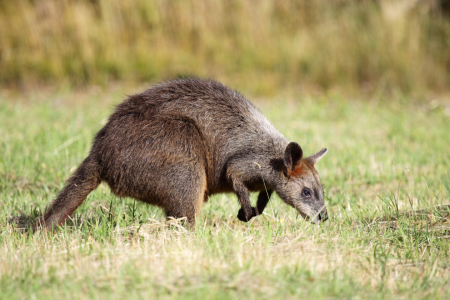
[302,189,311,198]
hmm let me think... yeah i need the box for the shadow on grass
[359,204,450,239]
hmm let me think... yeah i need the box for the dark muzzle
[317,209,328,222]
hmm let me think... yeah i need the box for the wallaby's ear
[284,142,303,171]
[307,148,328,165]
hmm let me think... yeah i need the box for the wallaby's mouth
[297,205,328,224]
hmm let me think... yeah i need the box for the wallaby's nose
[318,210,328,222]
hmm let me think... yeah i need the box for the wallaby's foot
[166,216,196,231]
[8,213,36,234]
[237,207,256,222]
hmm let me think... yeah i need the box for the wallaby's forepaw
[237,207,256,222]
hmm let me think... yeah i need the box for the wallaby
[36,78,328,230]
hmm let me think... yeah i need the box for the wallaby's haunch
[37,78,328,230]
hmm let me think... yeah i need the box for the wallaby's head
[275,142,328,223]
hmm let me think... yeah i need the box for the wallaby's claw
[237,207,256,222]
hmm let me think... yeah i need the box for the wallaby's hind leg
[37,156,101,231]
[164,168,207,227]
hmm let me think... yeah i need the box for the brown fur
[36,78,328,230]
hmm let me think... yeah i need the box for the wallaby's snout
[303,205,328,224]
[311,207,328,224]
[318,209,328,222]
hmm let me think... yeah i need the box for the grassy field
[1,86,449,299]
[1,0,450,94]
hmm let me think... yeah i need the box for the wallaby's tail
[36,155,101,231]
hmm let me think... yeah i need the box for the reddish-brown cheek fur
[288,160,314,178]
[289,165,303,177]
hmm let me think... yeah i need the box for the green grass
[1,88,450,299]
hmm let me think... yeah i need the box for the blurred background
[1,0,450,97]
